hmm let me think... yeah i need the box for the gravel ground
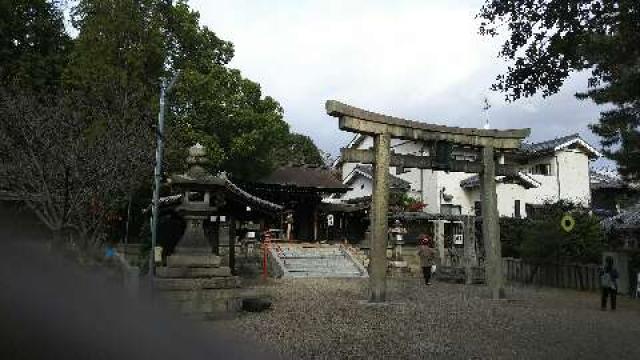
[219,277,640,359]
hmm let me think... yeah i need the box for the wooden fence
[502,258,601,291]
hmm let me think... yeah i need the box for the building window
[525,203,545,219]
[530,163,551,176]
[452,153,477,162]
[514,200,521,218]
[474,201,481,216]
[441,204,461,215]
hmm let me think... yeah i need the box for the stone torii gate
[326,100,530,301]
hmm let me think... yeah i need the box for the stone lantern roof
[167,143,283,212]
[170,143,225,188]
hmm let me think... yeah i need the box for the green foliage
[0,0,70,90]
[65,0,165,126]
[499,217,529,258]
[271,133,325,167]
[478,0,640,180]
[394,192,426,212]
[501,201,605,263]
[0,0,316,248]
[65,0,297,180]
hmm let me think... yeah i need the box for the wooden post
[313,209,318,241]
[463,215,476,285]
[369,133,391,302]
[434,221,445,265]
[229,217,236,275]
[480,145,505,299]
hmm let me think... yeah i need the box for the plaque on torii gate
[326,100,530,301]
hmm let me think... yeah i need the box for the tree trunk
[50,228,64,250]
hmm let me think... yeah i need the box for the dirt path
[222,278,640,359]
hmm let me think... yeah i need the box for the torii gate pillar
[481,146,505,299]
[370,133,391,302]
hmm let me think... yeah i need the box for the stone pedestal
[175,215,211,254]
[157,252,242,318]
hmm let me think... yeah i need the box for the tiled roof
[258,165,348,191]
[520,133,600,157]
[152,175,283,213]
[351,164,411,190]
[590,169,627,190]
[601,204,640,231]
[460,172,540,190]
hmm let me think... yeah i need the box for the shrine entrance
[326,100,530,301]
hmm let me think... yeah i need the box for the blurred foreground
[0,203,276,360]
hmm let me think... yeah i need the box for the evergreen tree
[478,0,640,179]
[0,0,70,90]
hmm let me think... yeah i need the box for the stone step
[286,270,361,275]
[287,272,364,278]
[269,244,368,279]
[156,266,231,278]
[284,264,358,270]
[280,251,343,256]
[283,260,355,267]
[153,277,240,291]
[281,256,344,261]
[166,254,221,268]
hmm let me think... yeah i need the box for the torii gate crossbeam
[326,100,530,302]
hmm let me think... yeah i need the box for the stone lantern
[389,219,408,270]
[171,143,226,254]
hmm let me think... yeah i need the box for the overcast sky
[189,0,611,168]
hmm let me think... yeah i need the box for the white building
[334,133,601,218]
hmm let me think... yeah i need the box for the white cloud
[190,0,608,163]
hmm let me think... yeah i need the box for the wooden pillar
[481,146,505,299]
[369,133,391,302]
[463,215,477,285]
[229,217,236,275]
[313,209,318,241]
[434,221,445,265]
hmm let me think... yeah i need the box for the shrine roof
[256,165,349,192]
[157,175,283,213]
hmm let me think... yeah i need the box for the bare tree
[0,89,153,250]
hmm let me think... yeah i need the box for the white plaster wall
[359,136,374,149]
[436,171,477,215]
[465,183,528,217]
[342,175,372,200]
[391,141,435,208]
[496,184,526,217]
[422,170,440,214]
[340,135,375,182]
[341,162,357,181]
[337,136,593,217]
[556,150,591,206]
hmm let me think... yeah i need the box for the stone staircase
[268,243,368,278]
[154,254,251,319]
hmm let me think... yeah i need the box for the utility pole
[150,72,180,279]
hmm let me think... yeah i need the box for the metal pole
[124,192,132,260]
[150,78,167,278]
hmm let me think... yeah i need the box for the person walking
[600,256,619,311]
[417,234,437,285]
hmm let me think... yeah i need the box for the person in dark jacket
[600,256,619,311]
[417,234,438,285]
